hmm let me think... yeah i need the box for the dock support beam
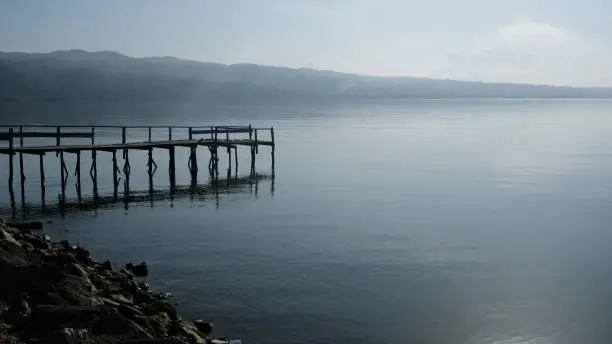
[147,147,157,193]
[19,126,25,205]
[123,150,131,194]
[112,150,119,197]
[75,151,82,202]
[60,151,66,198]
[234,147,239,175]
[8,128,14,192]
[188,145,198,182]
[168,127,176,188]
[208,146,219,178]
[250,145,256,176]
[271,127,275,177]
[39,154,45,207]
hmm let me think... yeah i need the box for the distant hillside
[1,49,612,103]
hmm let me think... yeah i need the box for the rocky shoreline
[0,223,223,344]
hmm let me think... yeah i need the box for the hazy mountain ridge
[2,50,612,103]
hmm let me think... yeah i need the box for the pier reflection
[3,172,274,220]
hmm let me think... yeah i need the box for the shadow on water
[2,171,274,220]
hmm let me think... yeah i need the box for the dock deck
[0,138,274,155]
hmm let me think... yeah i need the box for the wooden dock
[0,124,275,206]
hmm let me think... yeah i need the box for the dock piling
[19,126,25,205]
[60,151,66,200]
[39,154,45,207]
[271,127,275,176]
[75,151,82,201]
[112,150,119,196]
[168,127,176,187]
[8,128,14,189]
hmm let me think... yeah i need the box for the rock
[109,293,133,305]
[55,275,97,305]
[57,328,89,344]
[148,312,172,337]
[126,261,149,277]
[118,303,145,318]
[89,274,113,292]
[100,297,121,307]
[101,260,113,271]
[156,292,172,300]
[0,228,22,248]
[143,301,179,321]
[91,306,153,338]
[193,320,214,336]
[30,305,101,328]
[59,240,70,249]
[18,299,31,319]
[5,221,43,231]
[67,263,89,279]
[210,337,229,344]
[74,246,90,261]
[119,339,189,344]
[177,324,206,344]
[138,281,150,292]
[5,298,31,325]
[36,292,68,306]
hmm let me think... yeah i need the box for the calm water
[2,99,612,344]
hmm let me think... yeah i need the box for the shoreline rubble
[0,223,221,344]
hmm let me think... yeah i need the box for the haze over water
[1,99,612,343]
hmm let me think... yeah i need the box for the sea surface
[2,99,612,344]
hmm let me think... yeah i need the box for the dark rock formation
[0,224,216,344]
[126,262,149,277]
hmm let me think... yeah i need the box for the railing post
[254,128,258,154]
[188,127,193,140]
[148,126,152,142]
[91,127,95,145]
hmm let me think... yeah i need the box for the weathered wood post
[60,150,66,200]
[18,126,25,210]
[254,128,259,154]
[57,128,67,201]
[188,127,198,180]
[249,125,255,175]
[122,127,130,195]
[147,127,154,192]
[91,127,97,193]
[234,147,238,175]
[8,128,14,190]
[271,127,275,177]
[168,126,176,187]
[39,153,45,207]
[112,149,119,198]
[226,131,231,169]
[75,151,82,202]
[18,125,25,188]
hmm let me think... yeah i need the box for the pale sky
[1,0,611,86]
